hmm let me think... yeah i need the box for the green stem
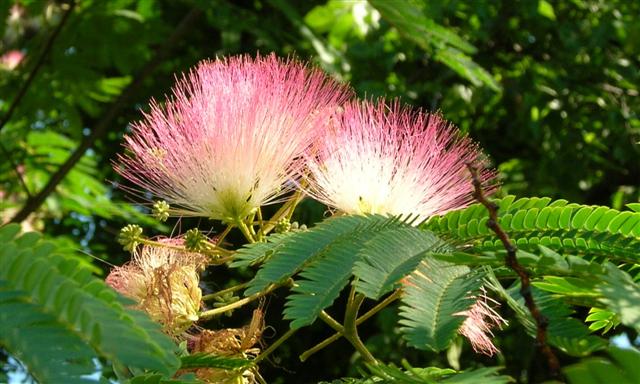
[202,282,248,301]
[199,283,279,319]
[253,328,297,364]
[299,289,402,362]
[236,220,256,243]
[299,333,338,362]
[346,281,357,308]
[284,189,304,222]
[139,238,232,257]
[343,293,377,364]
[254,370,267,384]
[356,289,402,324]
[318,310,344,333]
[256,207,265,241]
[262,189,305,235]
[215,224,233,246]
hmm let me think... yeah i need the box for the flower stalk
[199,282,287,320]
[343,293,377,364]
[202,282,248,302]
[299,289,402,362]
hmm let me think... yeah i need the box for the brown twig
[9,8,203,224]
[0,1,76,134]
[0,143,31,198]
[466,162,560,377]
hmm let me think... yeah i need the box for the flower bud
[184,228,207,251]
[118,224,143,252]
[152,200,170,222]
[275,218,291,233]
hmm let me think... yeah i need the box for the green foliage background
[1,0,638,383]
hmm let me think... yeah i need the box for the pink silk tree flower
[455,291,507,356]
[0,50,24,70]
[304,99,496,221]
[117,54,350,222]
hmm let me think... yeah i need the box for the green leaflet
[241,215,446,330]
[320,361,513,383]
[230,231,294,268]
[0,284,97,384]
[353,226,445,300]
[243,215,394,296]
[585,308,620,334]
[565,347,640,384]
[399,261,484,352]
[368,0,501,91]
[284,217,431,329]
[283,230,363,329]
[486,273,607,357]
[596,264,640,333]
[179,352,253,370]
[0,224,180,380]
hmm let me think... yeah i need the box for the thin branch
[466,162,560,377]
[0,143,31,198]
[256,207,265,241]
[318,310,344,333]
[355,288,402,324]
[0,1,76,134]
[299,289,402,362]
[253,328,297,364]
[9,8,203,224]
[236,220,256,243]
[198,281,286,320]
[202,282,248,302]
[342,293,376,364]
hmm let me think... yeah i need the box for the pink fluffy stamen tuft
[304,99,496,221]
[117,54,351,221]
[456,291,507,356]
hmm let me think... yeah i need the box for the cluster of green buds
[211,291,241,317]
[274,218,307,233]
[184,228,208,252]
[152,200,170,222]
[118,224,143,252]
[291,221,308,231]
[274,218,291,233]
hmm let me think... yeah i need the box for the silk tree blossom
[106,239,207,335]
[117,54,350,222]
[304,100,495,221]
[0,50,24,70]
[455,290,507,356]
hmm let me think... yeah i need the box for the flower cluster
[117,54,493,224]
[106,240,207,335]
[304,100,494,221]
[0,50,24,70]
[117,54,350,223]
[112,53,499,352]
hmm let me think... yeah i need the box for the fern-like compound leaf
[399,261,484,351]
[0,224,180,380]
[425,196,640,263]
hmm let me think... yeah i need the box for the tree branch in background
[0,1,76,134]
[466,162,561,377]
[0,143,31,198]
[9,8,203,224]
